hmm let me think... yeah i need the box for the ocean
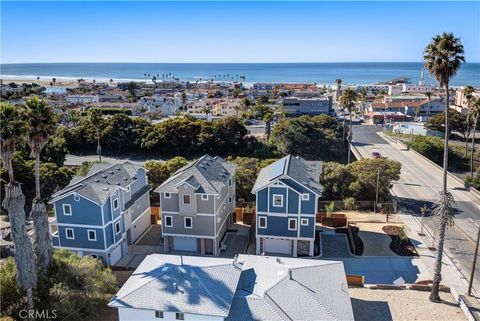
[1,62,479,86]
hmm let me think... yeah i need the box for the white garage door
[173,237,198,252]
[109,245,122,265]
[264,238,291,255]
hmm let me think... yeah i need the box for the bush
[0,250,118,321]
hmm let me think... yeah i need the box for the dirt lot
[349,288,465,321]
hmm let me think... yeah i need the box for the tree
[424,32,465,302]
[89,109,104,162]
[470,97,480,177]
[426,109,470,139]
[24,97,57,274]
[464,86,476,156]
[340,88,357,163]
[0,103,37,315]
[335,78,342,102]
[145,157,189,188]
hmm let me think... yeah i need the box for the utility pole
[374,170,380,213]
[468,218,480,296]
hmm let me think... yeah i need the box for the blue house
[49,162,151,265]
[252,155,323,257]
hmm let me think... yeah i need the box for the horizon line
[2,61,479,65]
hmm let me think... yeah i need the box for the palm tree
[335,78,342,102]
[424,32,465,302]
[340,88,357,163]
[0,103,37,313]
[425,92,432,121]
[89,109,104,162]
[24,97,57,274]
[470,97,480,177]
[463,86,475,156]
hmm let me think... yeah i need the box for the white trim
[164,192,171,199]
[162,232,215,239]
[255,235,314,242]
[87,229,97,241]
[184,217,193,229]
[301,193,310,201]
[164,215,173,227]
[63,204,72,216]
[53,235,125,253]
[301,218,309,226]
[258,216,267,228]
[256,211,315,217]
[115,221,121,235]
[272,194,283,207]
[288,218,297,231]
[65,228,74,239]
[201,194,208,201]
[161,211,215,216]
[251,175,322,196]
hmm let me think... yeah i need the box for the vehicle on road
[371,151,381,158]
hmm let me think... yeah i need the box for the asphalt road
[352,124,480,293]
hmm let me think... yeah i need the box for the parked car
[371,151,381,158]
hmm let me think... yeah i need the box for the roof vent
[173,282,177,291]
[116,167,121,171]
[116,182,121,185]
[110,171,115,174]
[101,175,107,178]
[102,187,109,191]
[124,177,128,181]
[289,269,293,280]
[276,258,282,264]
[94,179,100,183]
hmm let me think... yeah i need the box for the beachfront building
[282,96,332,116]
[108,254,355,321]
[139,94,182,115]
[66,94,99,104]
[49,162,151,265]
[252,155,323,257]
[454,87,480,113]
[155,155,236,256]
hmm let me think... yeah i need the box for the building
[252,155,323,257]
[455,87,480,110]
[66,95,99,104]
[139,94,182,115]
[155,155,236,256]
[282,96,332,116]
[49,162,151,265]
[392,122,443,137]
[109,254,354,321]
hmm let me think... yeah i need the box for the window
[175,313,184,320]
[87,230,96,241]
[183,194,191,205]
[259,217,267,228]
[184,217,192,229]
[288,218,297,230]
[301,193,310,201]
[113,198,119,210]
[155,311,164,319]
[74,195,80,202]
[165,216,173,227]
[63,204,72,216]
[115,221,121,234]
[301,218,309,226]
[66,228,74,239]
[273,194,283,207]
[201,194,208,201]
[229,196,232,203]
[228,178,232,187]
[164,192,171,199]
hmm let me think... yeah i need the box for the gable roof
[251,155,323,195]
[226,255,354,321]
[154,155,236,194]
[109,254,354,321]
[50,162,145,205]
[108,254,242,317]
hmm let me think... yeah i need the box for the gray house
[155,155,236,256]
[109,254,355,321]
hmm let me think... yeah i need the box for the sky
[1,1,480,63]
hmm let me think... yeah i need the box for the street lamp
[374,170,380,213]
[468,218,480,296]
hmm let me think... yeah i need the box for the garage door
[264,238,291,255]
[173,237,198,252]
[109,245,122,265]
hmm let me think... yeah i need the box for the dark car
[371,151,381,158]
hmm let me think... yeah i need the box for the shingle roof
[252,155,323,195]
[154,155,236,194]
[226,256,354,321]
[108,255,241,317]
[50,162,144,204]
[109,255,354,321]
